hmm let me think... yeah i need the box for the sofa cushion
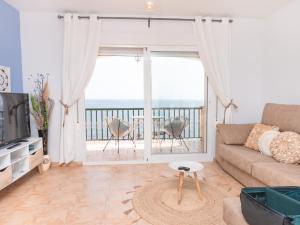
[252,162,300,186]
[223,197,249,225]
[244,124,279,151]
[218,159,266,187]
[262,103,300,134]
[258,130,280,156]
[270,131,300,164]
[218,144,276,174]
[217,124,254,145]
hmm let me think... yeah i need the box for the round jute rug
[133,178,227,225]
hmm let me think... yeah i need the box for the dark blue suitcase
[240,187,300,225]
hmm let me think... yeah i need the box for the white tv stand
[0,137,43,190]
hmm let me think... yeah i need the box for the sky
[85,56,205,101]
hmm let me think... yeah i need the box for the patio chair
[163,117,190,152]
[102,118,136,154]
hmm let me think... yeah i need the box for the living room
[0,0,299,224]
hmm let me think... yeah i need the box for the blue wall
[0,0,23,92]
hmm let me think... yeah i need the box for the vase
[38,155,51,173]
[38,129,51,172]
[38,129,48,155]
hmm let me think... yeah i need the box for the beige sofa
[217,103,300,225]
[216,103,300,187]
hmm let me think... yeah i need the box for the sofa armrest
[217,124,255,145]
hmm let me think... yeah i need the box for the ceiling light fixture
[145,1,154,11]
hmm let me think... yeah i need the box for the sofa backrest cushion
[262,103,300,133]
[217,124,254,145]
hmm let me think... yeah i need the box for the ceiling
[5,0,292,18]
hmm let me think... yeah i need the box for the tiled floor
[86,139,204,162]
[0,162,242,225]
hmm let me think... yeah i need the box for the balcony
[85,107,205,162]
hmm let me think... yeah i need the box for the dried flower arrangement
[28,73,54,155]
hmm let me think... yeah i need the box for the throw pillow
[258,130,280,156]
[270,131,300,164]
[245,124,279,151]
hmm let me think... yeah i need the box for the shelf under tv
[0,137,44,190]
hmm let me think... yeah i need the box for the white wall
[20,13,263,162]
[21,13,64,161]
[231,19,264,123]
[262,0,300,105]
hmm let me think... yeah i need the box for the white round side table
[169,161,204,204]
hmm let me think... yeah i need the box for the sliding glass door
[84,47,208,164]
[147,50,207,160]
[85,48,145,163]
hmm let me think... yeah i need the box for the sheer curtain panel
[194,17,236,123]
[59,14,101,164]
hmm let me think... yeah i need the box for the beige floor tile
[0,162,242,225]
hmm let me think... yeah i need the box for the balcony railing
[85,107,204,141]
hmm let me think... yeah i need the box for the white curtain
[194,17,234,123]
[59,14,101,164]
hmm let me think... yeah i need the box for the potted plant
[29,73,54,171]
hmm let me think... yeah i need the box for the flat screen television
[0,93,31,148]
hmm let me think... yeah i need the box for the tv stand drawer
[0,166,12,190]
[29,148,43,169]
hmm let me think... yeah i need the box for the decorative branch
[28,73,54,130]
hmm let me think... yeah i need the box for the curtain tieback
[225,99,238,110]
[223,99,238,124]
[60,100,78,127]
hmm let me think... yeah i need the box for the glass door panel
[85,48,145,162]
[150,52,205,155]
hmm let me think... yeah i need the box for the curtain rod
[57,15,233,28]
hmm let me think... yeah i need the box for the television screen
[0,93,31,147]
